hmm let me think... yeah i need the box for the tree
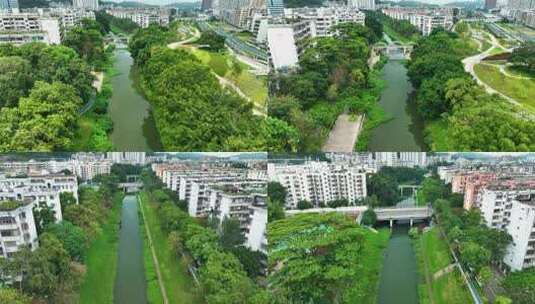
[196,30,225,51]
[509,42,535,71]
[0,288,31,304]
[59,192,77,214]
[168,230,183,256]
[494,295,513,304]
[478,266,492,287]
[459,241,490,272]
[45,221,88,262]
[219,217,245,250]
[364,11,384,43]
[231,246,266,279]
[268,198,285,222]
[297,200,313,210]
[502,268,535,304]
[0,81,83,151]
[33,201,56,234]
[62,20,106,68]
[0,56,34,107]
[268,182,287,202]
[367,173,400,206]
[361,209,377,226]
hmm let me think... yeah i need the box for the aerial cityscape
[0,0,534,301]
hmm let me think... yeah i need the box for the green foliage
[230,246,266,279]
[32,201,56,234]
[269,22,382,151]
[459,241,490,272]
[509,41,535,71]
[0,56,34,108]
[60,192,77,213]
[46,220,89,262]
[63,19,108,69]
[0,288,31,304]
[364,11,384,44]
[269,212,389,303]
[219,217,246,250]
[361,209,377,226]
[297,199,313,210]
[502,268,535,304]
[129,28,266,151]
[197,30,226,51]
[366,166,424,207]
[95,11,139,34]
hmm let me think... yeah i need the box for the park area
[188,47,268,112]
[413,227,473,304]
[474,63,535,113]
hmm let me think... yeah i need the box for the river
[367,60,426,151]
[114,195,147,304]
[108,47,162,151]
[377,225,419,304]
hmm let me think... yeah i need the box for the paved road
[322,114,364,152]
[168,27,200,49]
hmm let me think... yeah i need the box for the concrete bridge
[285,205,433,226]
[373,42,414,60]
[118,182,143,193]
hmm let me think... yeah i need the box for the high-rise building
[269,162,368,208]
[485,0,497,10]
[73,0,98,11]
[0,0,18,12]
[349,0,375,10]
[479,179,535,271]
[107,152,146,165]
[267,0,284,17]
[201,0,213,11]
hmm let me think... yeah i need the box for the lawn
[413,227,473,304]
[79,192,124,304]
[188,47,267,108]
[474,63,535,112]
[139,204,164,304]
[357,228,391,304]
[138,192,202,304]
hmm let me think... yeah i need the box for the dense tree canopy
[196,30,225,51]
[130,28,267,151]
[509,42,535,71]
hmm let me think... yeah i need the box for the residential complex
[349,0,375,10]
[105,8,170,28]
[381,7,454,36]
[152,161,267,253]
[73,0,98,11]
[479,179,535,271]
[267,6,366,70]
[268,161,367,208]
[0,200,38,258]
[0,0,18,12]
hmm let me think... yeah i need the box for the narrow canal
[377,225,419,304]
[367,60,426,151]
[108,46,162,151]
[114,195,147,304]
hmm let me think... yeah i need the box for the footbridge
[285,205,433,226]
[373,42,414,60]
[118,182,143,193]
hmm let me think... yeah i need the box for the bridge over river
[286,205,433,227]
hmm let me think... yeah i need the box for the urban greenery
[269,22,385,151]
[408,29,535,151]
[129,25,278,151]
[268,212,390,303]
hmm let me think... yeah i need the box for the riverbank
[412,227,473,304]
[138,191,201,303]
[79,192,124,304]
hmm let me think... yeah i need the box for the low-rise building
[0,12,61,45]
[382,7,454,36]
[105,8,170,28]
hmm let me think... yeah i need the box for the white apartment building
[206,182,267,252]
[0,12,61,45]
[349,0,375,10]
[107,152,146,165]
[382,8,454,36]
[73,0,98,11]
[36,8,95,32]
[267,20,312,70]
[284,7,365,37]
[73,160,112,181]
[479,179,535,271]
[105,8,170,28]
[269,162,367,208]
[0,200,38,258]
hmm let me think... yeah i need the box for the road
[322,114,364,152]
[167,26,200,49]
